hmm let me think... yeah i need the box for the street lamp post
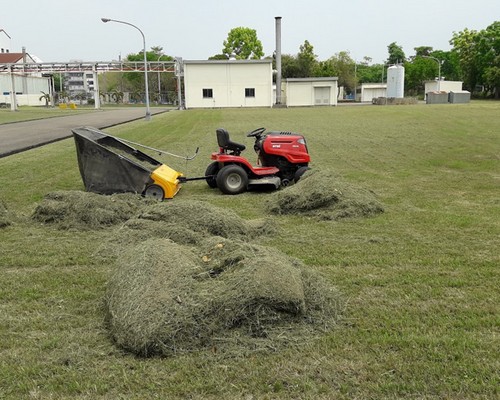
[101,17,151,120]
[423,55,442,92]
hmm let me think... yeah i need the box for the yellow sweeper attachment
[146,164,183,200]
[72,127,197,201]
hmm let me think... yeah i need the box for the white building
[0,51,50,106]
[356,83,387,102]
[285,77,338,107]
[183,60,273,109]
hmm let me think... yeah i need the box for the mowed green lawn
[0,102,498,399]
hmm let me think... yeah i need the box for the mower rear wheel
[216,165,248,195]
[144,184,164,200]
[205,162,219,188]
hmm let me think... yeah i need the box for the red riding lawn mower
[204,127,311,195]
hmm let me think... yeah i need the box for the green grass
[0,102,499,399]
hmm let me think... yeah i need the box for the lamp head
[101,18,111,23]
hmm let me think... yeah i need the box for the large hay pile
[0,200,11,228]
[32,191,153,230]
[105,237,344,357]
[267,169,384,220]
[30,190,344,356]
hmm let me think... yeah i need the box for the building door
[314,87,330,105]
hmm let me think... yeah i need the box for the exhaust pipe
[275,16,282,105]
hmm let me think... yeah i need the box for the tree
[209,54,229,60]
[476,21,500,98]
[413,46,434,58]
[326,51,356,95]
[39,91,50,107]
[279,41,318,79]
[222,27,264,60]
[387,42,406,64]
[124,47,175,103]
[404,57,437,96]
[356,57,385,84]
[297,40,317,77]
[449,22,500,97]
[450,28,481,92]
[280,54,301,78]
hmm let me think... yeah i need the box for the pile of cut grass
[29,190,344,356]
[105,237,344,357]
[268,169,385,220]
[99,200,276,259]
[138,200,275,239]
[31,191,153,230]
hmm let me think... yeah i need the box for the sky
[2,0,499,64]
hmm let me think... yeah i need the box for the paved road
[0,107,170,158]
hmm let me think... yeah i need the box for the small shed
[285,77,338,107]
[424,80,463,94]
[356,83,387,102]
[448,91,471,104]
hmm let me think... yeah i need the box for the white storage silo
[387,65,405,98]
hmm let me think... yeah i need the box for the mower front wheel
[294,166,310,183]
[216,165,248,195]
[205,162,219,188]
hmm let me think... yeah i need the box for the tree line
[97,21,498,104]
[218,22,499,99]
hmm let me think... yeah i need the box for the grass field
[0,102,499,399]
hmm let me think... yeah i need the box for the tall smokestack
[275,16,282,105]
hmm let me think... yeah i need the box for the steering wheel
[246,127,266,138]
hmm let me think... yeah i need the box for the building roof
[286,77,338,82]
[184,59,272,65]
[0,52,37,65]
[361,83,387,88]
[0,53,23,63]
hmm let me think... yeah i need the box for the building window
[202,88,213,98]
[245,88,255,97]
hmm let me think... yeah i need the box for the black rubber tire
[205,162,219,188]
[144,184,164,200]
[294,166,310,183]
[216,164,249,195]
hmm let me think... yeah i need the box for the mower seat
[216,128,246,154]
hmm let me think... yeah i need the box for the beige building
[183,60,273,109]
[285,77,338,107]
[424,80,463,94]
[356,83,387,102]
[0,51,50,106]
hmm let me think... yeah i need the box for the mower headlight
[298,138,306,145]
